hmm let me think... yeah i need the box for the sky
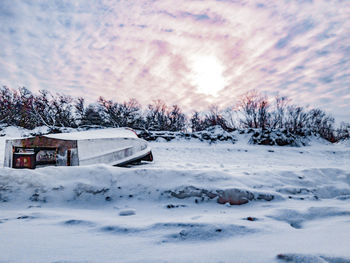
[0,0,349,122]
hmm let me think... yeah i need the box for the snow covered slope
[0,128,350,263]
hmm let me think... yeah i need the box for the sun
[190,56,227,96]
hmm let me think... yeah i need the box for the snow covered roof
[44,128,138,141]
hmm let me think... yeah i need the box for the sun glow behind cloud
[190,56,227,97]
[0,0,349,121]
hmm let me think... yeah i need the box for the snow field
[0,128,350,262]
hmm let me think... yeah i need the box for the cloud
[275,18,315,49]
[0,0,349,122]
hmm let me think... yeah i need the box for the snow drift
[1,165,349,206]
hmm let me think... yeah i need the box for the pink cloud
[0,0,349,121]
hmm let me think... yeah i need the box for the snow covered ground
[1,128,350,263]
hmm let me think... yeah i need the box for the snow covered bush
[137,125,236,143]
[145,100,186,131]
[335,122,350,142]
[190,106,234,132]
[248,128,309,146]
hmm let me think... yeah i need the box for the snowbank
[1,165,349,206]
[1,126,349,206]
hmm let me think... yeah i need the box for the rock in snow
[216,188,254,205]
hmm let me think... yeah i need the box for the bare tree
[238,90,259,128]
[257,98,269,130]
[190,111,205,132]
[122,98,144,129]
[306,108,335,141]
[80,104,104,127]
[271,95,289,129]
[202,105,230,130]
[145,100,169,131]
[0,86,15,125]
[168,104,186,131]
[284,105,309,134]
[98,97,144,128]
[12,87,37,129]
[238,90,270,129]
[74,97,85,127]
[51,94,75,127]
[222,107,238,131]
[31,90,56,128]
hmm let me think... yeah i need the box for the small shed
[4,128,152,169]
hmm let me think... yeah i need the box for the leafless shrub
[145,100,186,131]
[237,90,270,129]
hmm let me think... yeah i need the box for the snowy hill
[0,127,350,263]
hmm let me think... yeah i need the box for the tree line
[0,86,349,142]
